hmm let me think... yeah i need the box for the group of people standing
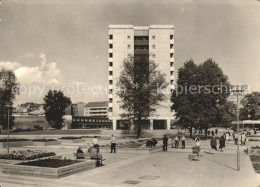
[76,135,117,156]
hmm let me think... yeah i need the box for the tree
[171,60,200,137]
[116,54,168,138]
[171,59,231,138]
[0,68,20,130]
[43,90,71,129]
[240,92,260,120]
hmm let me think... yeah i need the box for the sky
[0,0,259,106]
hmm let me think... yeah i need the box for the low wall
[99,146,162,155]
[2,160,96,178]
[33,141,61,146]
[59,139,85,143]
[0,140,33,148]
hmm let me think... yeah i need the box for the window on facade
[109,35,113,40]
[170,35,173,40]
[127,53,132,57]
[109,89,113,94]
[152,44,156,49]
[152,54,156,58]
[127,44,131,49]
[109,98,113,103]
[127,35,131,39]
[170,53,174,58]
[170,71,174,75]
[171,80,174,85]
[109,44,113,49]
[109,107,113,112]
[170,62,173,67]
[152,35,156,40]
[170,44,173,49]
[109,80,113,85]
[109,71,113,76]
[109,53,113,58]
[109,62,113,67]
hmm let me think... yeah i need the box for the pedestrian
[110,135,116,153]
[163,135,168,151]
[195,136,200,142]
[241,133,246,146]
[211,130,215,136]
[210,136,217,151]
[219,135,225,152]
[208,130,210,136]
[215,128,218,135]
[254,128,257,135]
[174,136,179,148]
[92,136,99,153]
[225,132,230,141]
[234,133,238,145]
[181,135,186,149]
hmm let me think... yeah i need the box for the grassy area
[14,116,49,129]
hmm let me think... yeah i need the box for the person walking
[208,130,210,136]
[181,135,186,149]
[219,135,225,152]
[163,135,168,151]
[174,136,179,148]
[110,135,116,153]
[241,133,246,146]
[210,136,217,151]
[215,128,218,135]
[234,133,238,145]
[211,130,215,136]
[92,136,99,153]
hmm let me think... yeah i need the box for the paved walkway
[0,142,259,187]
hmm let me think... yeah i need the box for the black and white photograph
[0,0,260,186]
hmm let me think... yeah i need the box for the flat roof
[85,101,108,108]
[109,25,174,29]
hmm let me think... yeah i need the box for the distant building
[84,101,108,117]
[64,102,86,116]
[14,102,44,116]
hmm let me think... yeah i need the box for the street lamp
[231,85,247,171]
[5,102,12,154]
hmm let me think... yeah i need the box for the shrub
[33,125,43,130]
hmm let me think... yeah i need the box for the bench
[73,153,105,167]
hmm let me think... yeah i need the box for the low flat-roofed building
[84,101,108,118]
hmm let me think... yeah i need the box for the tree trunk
[205,128,208,140]
[137,115,142,139]
[189,126,192,138]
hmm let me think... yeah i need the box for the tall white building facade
[108,25,175,130]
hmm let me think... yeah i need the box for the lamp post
[231,85,247,171]
[5,104,12,154]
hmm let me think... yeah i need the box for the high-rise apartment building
[108,25,175,130]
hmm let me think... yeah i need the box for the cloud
[0,53,61,85]
[0,61,22,70]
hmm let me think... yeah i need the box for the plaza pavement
[0,139,259,187]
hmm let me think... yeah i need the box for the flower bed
[248,146,260,173]
[33,139,61,146]
[59,137,82,139]
[2,159,96,178]
[18,158,77,168]
[0,150,55,160]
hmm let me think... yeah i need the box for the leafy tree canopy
[43,90,71,129]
